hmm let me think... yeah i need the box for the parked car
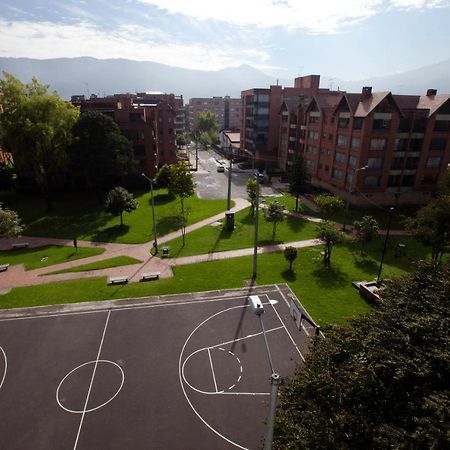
[217,165,225,172]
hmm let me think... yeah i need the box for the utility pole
[141,173,158,254]
[227,158,233,210]
[252,172,260,279]
[377,207,395,283]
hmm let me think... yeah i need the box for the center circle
[56,360,124,414]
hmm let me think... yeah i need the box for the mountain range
[1,56,449,101]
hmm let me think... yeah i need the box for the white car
[217,165,225,172]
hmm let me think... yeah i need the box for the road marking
[0,346,7,390]
[207,348,218,393]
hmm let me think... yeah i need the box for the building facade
[219,131,240,158]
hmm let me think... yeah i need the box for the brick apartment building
[187,96,241,131]
[71,92,183,177]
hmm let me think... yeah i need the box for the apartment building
[187,96,241,131]
[301,87,450,206]
[71,93,181,177]
[219,130,240,158]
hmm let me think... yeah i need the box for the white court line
[0,346,7,390]
[273,285,305,362]
[208,326,284,350]
[73,310,111,450]
[207,348,218,393]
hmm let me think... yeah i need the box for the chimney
[361,86,372,100]
[426,88,437,96]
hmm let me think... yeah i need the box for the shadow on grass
[153,193,175,206]
[353,257,379,274]
[281,269,296,282]
[92,224,130,242]
[241,214,255,225]
[285,215,307,233]
[312,263,350,287]
[259,239,283,246]
[156,216,179,236]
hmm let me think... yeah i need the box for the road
[187,144,279,200]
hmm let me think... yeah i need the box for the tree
[353,215,379,255]
[288,154,309,212]
[314,193,345,220]
[284,246,298,271]
[316,220,344,266]
[274,261,450,450]
[174,206,190,247]
[264,201,285,240]
[0,72,80,209]
[246,178,257,216]
[155,164,172,189]
[105,186,138,226]
[0,204,23,237]
[196,111,219,147]
[406,194,450,263]
[168,161,195,219]
[70,111,134,201]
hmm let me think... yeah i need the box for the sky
[0,0,450,81]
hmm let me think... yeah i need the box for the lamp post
[252,171,260,279]
[377,206,395,284]
[227,157,233,210]
[343,164,368,231]
[141,173,158,255]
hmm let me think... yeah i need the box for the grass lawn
[0,190,231,244]
[162,206,318,258]
[46,256,142,275]
[0,245,105,270]
[0,235,430,326]
[276,193,418,230]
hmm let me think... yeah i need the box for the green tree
[284,246,298,271]
[264,201,285,240]
[0,204,23,237]
[316,220,344,266]
[196,111,219,147]
[246,178,257,216]
[288,154,309,212]
[155,164,172,189]
[314,193,345,220]
[274,261,450,450]
[105,186,138,226]
[174,206,190,247]
[70,111,134,202]
[168,162,195,219]
[406,194,450,263]
[0,72,80,209]
[353,215,379,255]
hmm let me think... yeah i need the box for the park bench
[12,242,29,249]
[0,264,10,272]
[107,276,129,285]
[140,272,160,282]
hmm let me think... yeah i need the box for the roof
[343,93,361,113]
[223,131,240,142]
[392,94,421,111]
[354,92,390,117]
[417,94,450,117]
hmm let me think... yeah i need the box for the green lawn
[0,245,105,270]
[0,190,231,244]
[162,206,318,258]
[0,235,429,326]
[46,256,142,275]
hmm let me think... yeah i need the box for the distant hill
[0,57,289,100]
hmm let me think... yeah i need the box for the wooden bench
[140,272,160,282]
[107,276,129,285]
[0,264,9,272]
[12,242,29,249]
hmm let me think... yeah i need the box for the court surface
[0,284,317,449]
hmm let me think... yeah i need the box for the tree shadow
[281,269,296,282]
[153,193,175,206]
[259,239,283,246]
[241,214,255,225]
[312,264,350,287]
[209,226,233,253]
[354,257,379,273]
[92,224,130,242]
[285,215,307,233]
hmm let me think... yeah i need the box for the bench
[140,272,160,282]
[107,276,129,285]
[0,264,9,272]
[12,242,29,249]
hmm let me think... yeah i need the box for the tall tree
[288,154,309,212]
[314,193,345,220]
[0,204,23,238]
[196,111,219,147]
[316,220,344,266]
[353,215,379,255]
[246,178,257,216]
[274,261,450,450]
[0,72,80,209]
[105,186,138,226]
[168,162,195,219]
[70,111,134,201]
[264,201,285,240]
[155,164,172,189]
[284,246,298,271]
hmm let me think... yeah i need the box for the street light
[377,206,395,284]
[227,157,233,210]
[343,164,368,231]
[252,171,260,279]
[141,173,158,255]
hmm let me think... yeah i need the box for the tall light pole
[227,157,233,210]
[377,207,395,284]
[343,164,368,231]
[252,171,260,279]
[141,173,158,255]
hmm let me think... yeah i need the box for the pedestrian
[73,238,78,252]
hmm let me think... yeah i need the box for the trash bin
[225,211,235,231]
[162,246,170,257]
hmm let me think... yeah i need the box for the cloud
[136,0,449,32]
[0,19,269,70]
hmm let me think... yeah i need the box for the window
[422,174,439,184]
[388,175,401,187]
[353,118,363,129]
[434,120,450,132]
[373,119,391,131]
[334,152,345,164]
[402,175,415,187]
[370,138,386,151]
[346,172,353,187]
[430,138,447,151]
[308,130,319,140]
[413,118,426,132]
[405,157,419,169]
[364,175,380,187]
[410,139,423,152]
[337,135,348,146]
[391,157,404,170]
[351,137,360,149]
[306,145,317,154]
[395,138,408,152]
[367,157,383,169]
[349,155,357,168]
[306,159,316,169]
[426,157,442,168]
[309,115,320,124]
[398,118,411,132]
[332,168,343,180]
[338,118,349,129]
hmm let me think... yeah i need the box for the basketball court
[0,284,318,449]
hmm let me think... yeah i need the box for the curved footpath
[0,196,408,290]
